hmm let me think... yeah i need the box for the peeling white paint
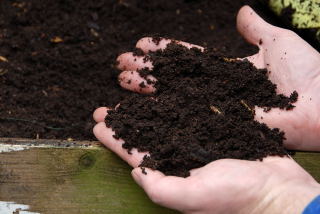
[0,143,97,153]
[0,144,29,153]
[0,201,40,214]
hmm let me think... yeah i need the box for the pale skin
[93,5,320,214]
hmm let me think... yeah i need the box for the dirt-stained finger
[118,70,156,94]
[117,52,153,71]
[93,122,147,167]
[136,37,204,54]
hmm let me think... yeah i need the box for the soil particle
[259,39,263,45]
[152,37,162,46]
[106,43,297,177]
[139,82,146,88]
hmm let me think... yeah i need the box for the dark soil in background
[0,0,294,140]
[106,43,297,177]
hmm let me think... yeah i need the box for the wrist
[253,180,320,214]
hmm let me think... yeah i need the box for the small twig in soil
[223,57,237,62]
[240,100,254,113]
[210,105,222,114]
[50,36,63,43]
[0,56,8,62]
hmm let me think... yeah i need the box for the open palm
[237,7,320,151]
[93,5,320,214]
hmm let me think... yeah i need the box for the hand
[112,6,320,151]
[94,109,320,214]
[93,5,320,214]
[237,6,320,151]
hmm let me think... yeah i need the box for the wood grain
[0,138,319,214]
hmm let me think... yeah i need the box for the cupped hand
[93,108,320,214]
[93,5,320,214]
[114,6,320,151]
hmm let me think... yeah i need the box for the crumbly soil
[0,0,270,140]
[0,0,308,140]
[106,43,297,177]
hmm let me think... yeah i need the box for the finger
[237,6,284,46]
[118,70,156,94]
[136,37,204,54]
[93,122,147,167]
[131,168,195,211]
[93,107,109,123]
[116,52,153,71]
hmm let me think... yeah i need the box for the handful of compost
[105,41,297,177]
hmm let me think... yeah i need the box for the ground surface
[0,0,278,140]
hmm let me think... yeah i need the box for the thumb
[237,5,282,46]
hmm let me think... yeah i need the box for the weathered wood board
[0,138,319,214]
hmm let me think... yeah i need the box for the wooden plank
[0,138,319,214]
[0,139,178,214]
